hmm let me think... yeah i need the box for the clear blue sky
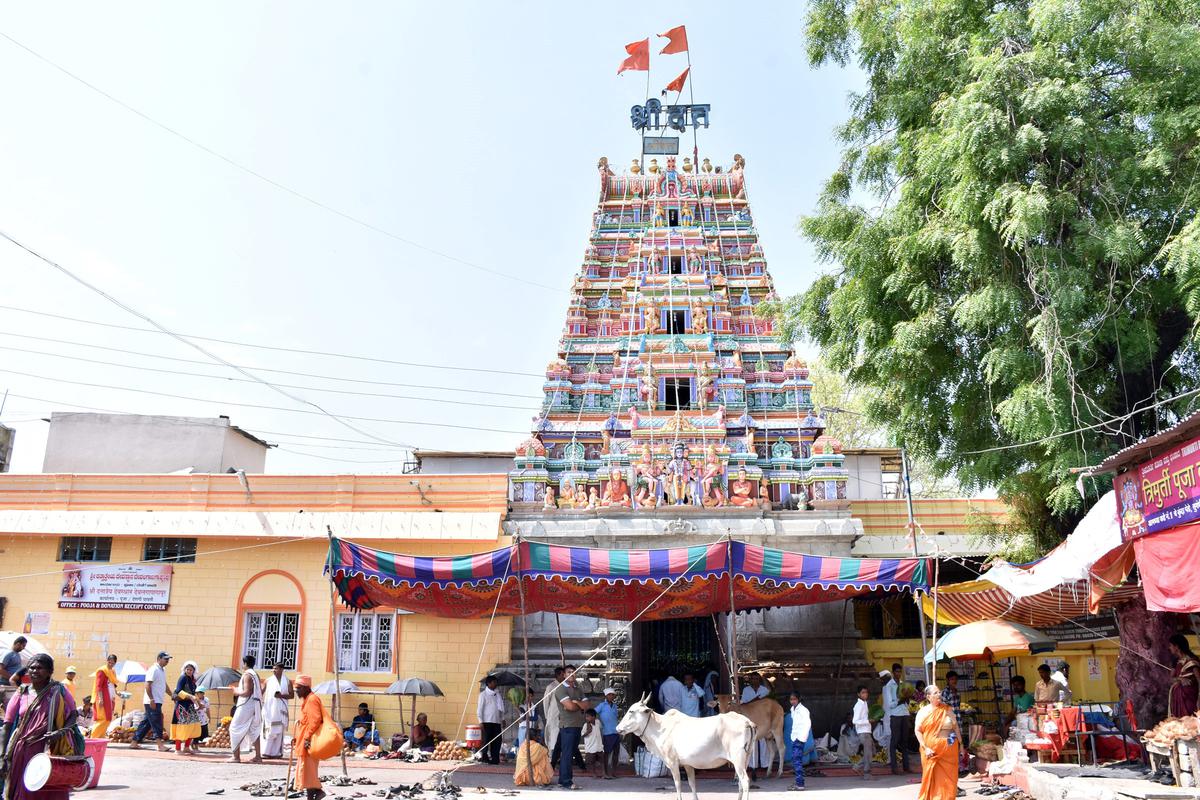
[0,2,862,473]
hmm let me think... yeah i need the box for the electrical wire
[0,229,417,451]
[0,30,566,294]
[0,305,545,378]
[961,385,1200,456]
[0,333,542,399]
[0,372,528,435]
[0,345,537,412]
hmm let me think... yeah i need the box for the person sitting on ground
[343,702,381,750]
[407,712,436,752]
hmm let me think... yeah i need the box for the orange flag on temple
[664,67,690,94]
[658,25,689,55]
[617,39,650,74]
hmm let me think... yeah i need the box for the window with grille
[58,537,112,562]
[336,612,395,673]
[143,537,197,564]
[243,611,300,670]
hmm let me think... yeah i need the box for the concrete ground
[85,747,941,800]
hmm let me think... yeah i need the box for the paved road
[86,749,933,800]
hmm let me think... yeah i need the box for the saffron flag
[658,25,688,55]
[664,67,690,94]
[617,39,650,74]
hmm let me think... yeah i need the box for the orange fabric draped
[915,703,959,800]
[294,694,324,790]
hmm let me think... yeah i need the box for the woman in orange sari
[914,684,959,800]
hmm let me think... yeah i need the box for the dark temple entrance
[631,616,722,703]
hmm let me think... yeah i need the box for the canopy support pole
[555,613,566,665]
[514,536,537,789]
[725,532,738,686]
[903,448,932,685]
[326,526,348,777]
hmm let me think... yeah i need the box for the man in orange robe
[90,654,120,738]
[293,675,326,800]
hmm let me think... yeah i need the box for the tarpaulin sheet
[920,579,1142,627]
[1134,521,1200,612]
[328,538,930,620]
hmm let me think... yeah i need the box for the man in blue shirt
[594,687,621,779]
[679,674,705,718]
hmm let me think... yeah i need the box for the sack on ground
[634,747,669,778]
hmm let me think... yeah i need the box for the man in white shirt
[477,675,506,765]
[262,661,292,758]
[679,673,705,717]
[852,685,874,779]
[788,692,812,791]
[131,651,171,751]
[658,673,685,713]
[741,673,771,779]
[1051,661,1072,702]
[881,666,912,774]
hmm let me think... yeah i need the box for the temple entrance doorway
[631,615,722,706]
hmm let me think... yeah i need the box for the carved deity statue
[643,299,660,334]
[697,369,714,409]
[702,454,726,508]
[691,300,708,334]
[652,203,666,228]
[543,485,557,510]
[575,484,589,507]
[559,482,576,509]
[680,203,695,226]
[759,479,772,509]
[587,486,600,510]
[665,443,694,506]
[729,469,756,508]
[602,468,632,508]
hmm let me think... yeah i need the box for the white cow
[617,694,756,800]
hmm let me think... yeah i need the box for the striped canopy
[328,538,929,621]
[920,579,1142,627]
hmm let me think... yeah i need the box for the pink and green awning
[328,538,929,621]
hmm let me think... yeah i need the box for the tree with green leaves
[782,0,1200,724]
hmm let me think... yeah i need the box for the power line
[0,333,543,399]
[0,345,539,412]
[961,385,1200,456]
[0,30,566,294]
[1,229,420,450]
[0,305,546,378]
[0,370,530,436]
[0,393,512,454]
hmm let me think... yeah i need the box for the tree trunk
[1114,601,1181,728]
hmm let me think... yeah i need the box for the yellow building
[0,472,511,738]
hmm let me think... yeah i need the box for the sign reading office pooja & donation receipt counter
[59,563,173,611]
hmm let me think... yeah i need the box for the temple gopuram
[499,146,878,731]
[508,153,850,512]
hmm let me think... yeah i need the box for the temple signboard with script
[59,563,173,611]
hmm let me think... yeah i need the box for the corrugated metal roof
[1095,410,1200,474]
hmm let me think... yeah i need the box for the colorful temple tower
[509,152,850,511]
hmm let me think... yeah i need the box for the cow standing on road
[617,695,755,800]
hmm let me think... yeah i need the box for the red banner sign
[1113,433,1200,541]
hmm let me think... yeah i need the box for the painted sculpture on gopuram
[508,142,850,512]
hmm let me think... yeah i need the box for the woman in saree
[88,655,119,739]
[914,684,959,800]
[170,661,202,754]
[1167,633,1199,717]
[0,653,83,800]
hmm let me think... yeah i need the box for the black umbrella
[386,677,445,727]
[481,671,525,688]
[196,666,242,721]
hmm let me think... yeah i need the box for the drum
[23,753,94,792]
[464,723,483,748]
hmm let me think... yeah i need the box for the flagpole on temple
[685,46,698,168]
[642,65,650,176]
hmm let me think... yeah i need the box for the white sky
[0,2,862,473]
